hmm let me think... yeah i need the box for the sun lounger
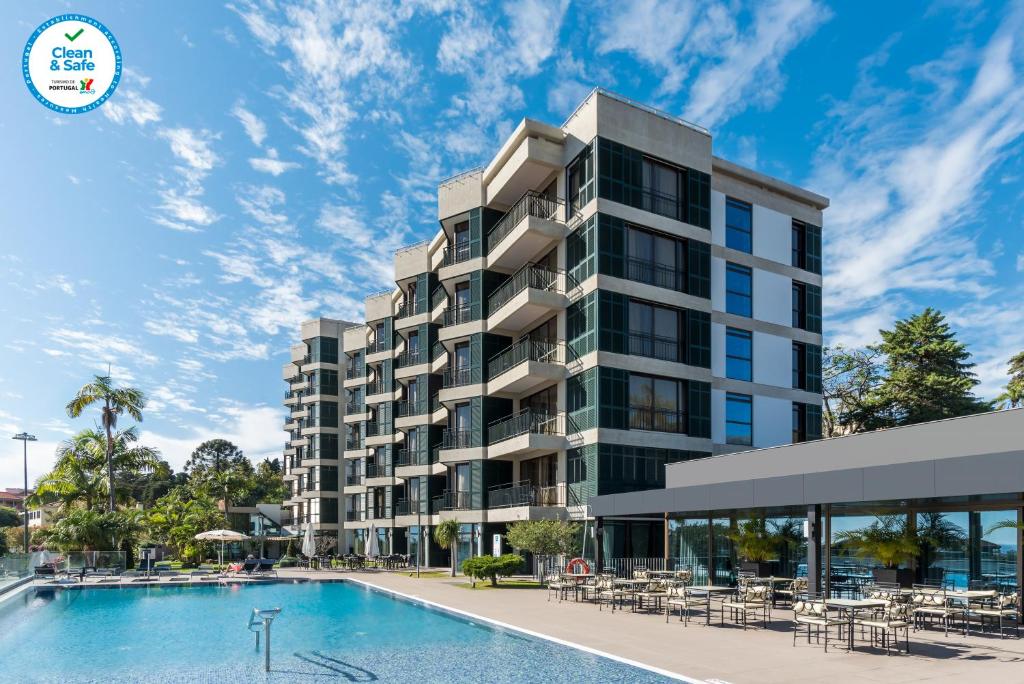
[252,560,278,578]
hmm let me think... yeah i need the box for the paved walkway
[281,569,1024,684]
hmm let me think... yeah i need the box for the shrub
[277,556,297,568]
[461,554,523,587]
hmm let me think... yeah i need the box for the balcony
[443,303,474,327]
[394,448,437,468]
[345,366,365,380]
[487,410,567,459]
[365,463,392,479]
[430,285,447,311]
[434,490,472,511]
[395,399,429,418]
[345,438,364,451]
[628,406,687,433]
[487,340,567,396]
[441,429,473,451]
[366,338,391,356]
[345,474,363,486]
[395,348,426,369]
[396,299,428,320]
[625,257,687,293]
[628,332,680,363]
[441,242,472,267]
[442,365,474,389]
[345,511,362,522]
[487,481,567,509]
[366,380,389,397]
[344,401,365,415]
[394,499,428,517]
[487,264,572,332]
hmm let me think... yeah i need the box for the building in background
[281,317,357,553]
[0,488,29,512]
[284,89,827,566]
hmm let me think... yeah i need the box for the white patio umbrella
[301,521,316,561]
[366,523,379,558]
[195,529,249,567]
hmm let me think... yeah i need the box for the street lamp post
[12,432,37,554]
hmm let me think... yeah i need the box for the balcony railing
[443,303,473,326]
[441,429,473,450]
[345,473,363,486]
[344,401,365,415]
[488,410,564,445]
[432,341,445,362]
[396,299,428,319]
[345,511,362,522]
[393,398,423,417]
[442,365,474,388]
[394,499,427,516]
[431,394,441,412]
[640,188,684,222]
[365,463,392,479]
[628,333,680,363]
[431,285,447,310]
[434,490,472,511]
[345,365,365,380]
[345,438,364,451]
[626,257,686,292]
[442,242,472,267]
[366,380,388,396]
[628,406,687,433]
[487,480,536,508]
[487,263,567,314]
[394,448,436,467]
[488,339,564,380]
[366,338,391,354]
[364,421,383,437]
[486,190,564,254]
[395,348,424,368]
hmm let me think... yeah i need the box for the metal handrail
[628,406,687,433]
[488,410,564,444]
[436,490,472,511]
[488,263,573,314]
[442,243,472,267]
[627,332,680,362]
[365,463,392,478]
[396,299,428,319]
[486,190,564,253]
[395,348,424,368]
[395,399,428,417]
[442,365,473,388]
[444,302,473,326]
[430,285,447,310]
[626,257,685,292]
[441,428,473,450]
[488,339,564,380]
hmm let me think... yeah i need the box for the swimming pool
[0,581,677,683]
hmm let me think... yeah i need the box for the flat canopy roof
[590,409,1024,518]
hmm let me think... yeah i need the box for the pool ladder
[248,607,282,672]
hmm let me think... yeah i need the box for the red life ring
[565,557,590,575]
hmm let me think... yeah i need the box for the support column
[595,517,604,572]
[806,504,821,595]
[823,504,832,599]
[663,512,670,569]
[706,515,714,585]
[1016,504,1023,594]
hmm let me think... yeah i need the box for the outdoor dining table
[899,588,998,635]
[687,585,736,625]
[564,573,594,601]
[825,598,888,651]
[612,578,652,611]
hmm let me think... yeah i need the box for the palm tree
[66,375,145,512]
[434,519,461,577]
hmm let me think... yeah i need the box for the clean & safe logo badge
[22,14,122,114]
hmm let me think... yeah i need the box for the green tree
[996,351,1024,409]
[145,486,225,562]
[822,345,882,436]
[184,439,247,478]
[0,506,20,528]
[433,519,461,577]
[461,554,524,587]
[66,375,146,512]
[41,508,143,553]
[31,428,160,512]
[833,515,919,569]
[505,519,582,576]
[120,460,180,509]
[863,308,989,428]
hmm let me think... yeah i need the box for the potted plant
[833,515,917,587]
[728,518,778,577]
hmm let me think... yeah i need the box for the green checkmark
[65,28,84,42]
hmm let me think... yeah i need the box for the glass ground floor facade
[597,494,1023,593]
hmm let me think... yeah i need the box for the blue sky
[2,1,1023,485]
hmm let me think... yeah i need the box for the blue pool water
[0,581,674,683]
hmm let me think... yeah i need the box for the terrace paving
[287,570,1024,684]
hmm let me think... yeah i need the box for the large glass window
[725,392,752,445]
[792,282,807,329]
[791,219,806,269]
[567,145,594,215]
[725,328,752,381]
[628,373,686,433]
[641,157,682,220]
[726,263,752,317]
[725,197,752,253]
[792,342,806,390]
[626,225,686,291]
[628,299,681,362]
[792,403,806,444]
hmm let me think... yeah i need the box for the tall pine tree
[863,308,990,428]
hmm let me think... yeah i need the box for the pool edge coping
[345,576,706,684]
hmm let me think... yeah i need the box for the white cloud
[157,189,221,227]
[158,128,221,172]
[67,175,80,185]
[1016,253,1024,272]
[103,88,163,127]
[249,148,300,175]
[144,320,199,344]
[232,103,267,146]
[51,327,159,366]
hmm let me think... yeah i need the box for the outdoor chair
[856,598,912,655]
[722,584,771,630]
[596,576,628,612]
[635,579,669,613]
[252,559,278,578]
[912,584,965,636]
[972,592,1020,639]
[545,573,570,602]
[665,582,702,625]
[775,577,808,607]
[632,568,649,580]
[673,568,693,585]
[792,593,842,652]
